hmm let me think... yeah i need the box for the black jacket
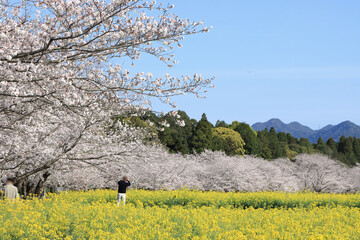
[118,180,131,193]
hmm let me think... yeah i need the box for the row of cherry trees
[0,0,213,196]
[50,146,359,193]
[129,151,359,193]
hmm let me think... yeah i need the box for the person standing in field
[117,176,131,206]
[4,177,19,201]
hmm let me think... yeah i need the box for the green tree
[158,111,193,154]
[338,135,347,154]
[299,137,313,153]
[277,132,288,143]
[353,138,360,162]
[229,121,241,130]
[160,128,190,154]
[212,127,245,155]
[267,127,283,158]
[286,133,301,155]
[257,129,272,159]
[215,120,228,128]
[191,113,213,153]
[257,129,269,147]
[287,134,297,145]
[344,137,356,165]
[344,137,354,155]
[315,137,325,151]
[233,123,261,155]
[314,137,332,156]
[326,137,337,153]
[261,147,272,159]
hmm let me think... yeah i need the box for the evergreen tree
[257,128,269,147]
[190,118,198,129]
[286,134,300,153]
[299,137,313,153]
[344,137,356,165]
[353,138,360,162]
[277,132,288,143]
[233,122,261,155]
[326,137,337,153]
[338,135,347,154]
[278,142,290,158]
[261,147,272,159]
[191,113,213,153]
[158,110,193,154]
[268,127,281,158]
[257,129,272,159]
[344,137,354,155]
[215,120,228,128]
[314,137,332,156]
[287,133,297,145]
[315,137,325,151]
[160,128,189,154]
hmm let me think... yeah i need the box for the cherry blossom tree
[51,148,359,193]
[0,0,214,195]
[348,164,360,193]
[130,152,358,193]
[293,154,352,193]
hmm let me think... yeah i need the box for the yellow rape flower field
[1,190,360,239]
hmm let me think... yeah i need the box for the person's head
[122,176,129,181]
[6,177,14,185]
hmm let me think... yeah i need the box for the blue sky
[127,0,360,129]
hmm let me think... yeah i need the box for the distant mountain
[252,118,315,139]
[252,119,360,142]
[318,124,334,132]
[308,121,360,142]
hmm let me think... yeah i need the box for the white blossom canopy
[0,0,214,192]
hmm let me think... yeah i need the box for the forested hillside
[134,111,360,165]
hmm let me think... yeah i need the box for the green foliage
[268,127,282,158]
[191,113,213,153]
[326,137,337,153]
[353,139,360,161]
[229,121,241,130]
[136,110,360,164]
[212,127,245,155]
[257,129,271,159]
[344,137,356,165]
[160,128,190,154]
[338,136,347,153]
[215,120,228,128]
[160,111,193,154]
[233,122,261,156]
[277,132,288,143]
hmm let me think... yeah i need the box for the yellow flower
[0,190,360,239]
